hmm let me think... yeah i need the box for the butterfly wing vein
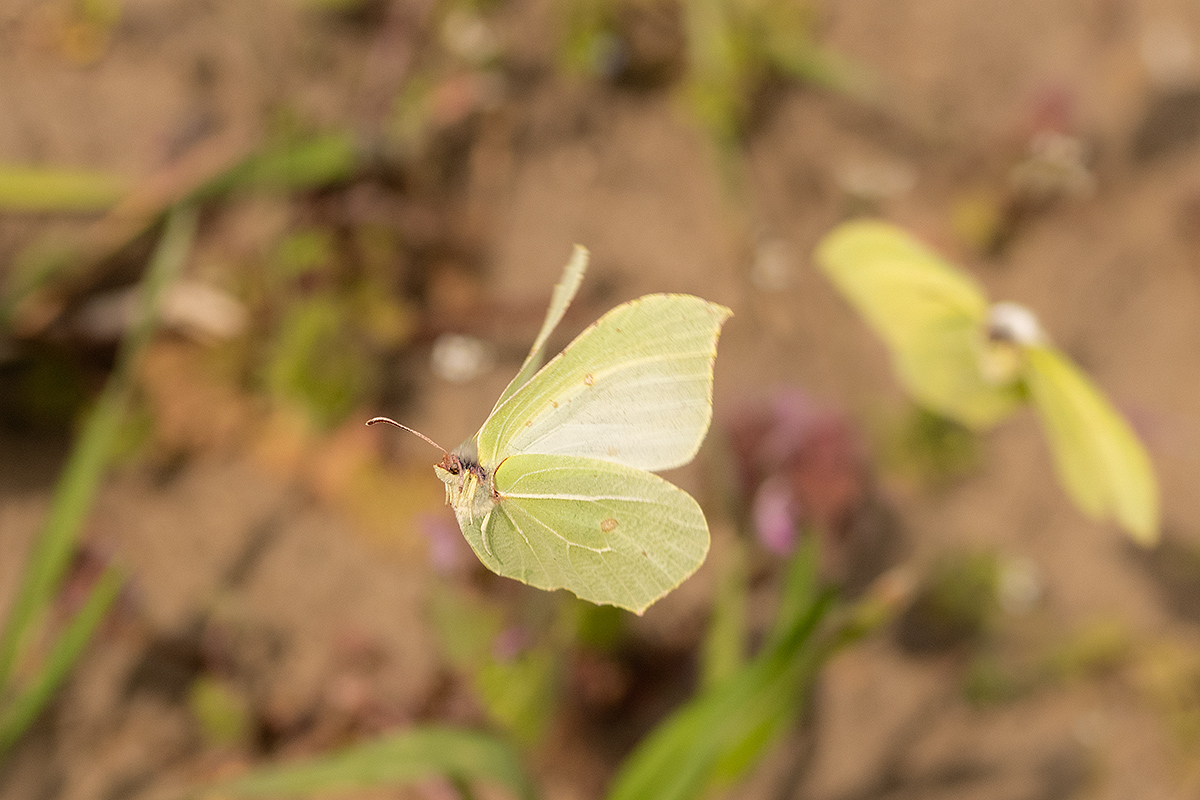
[459,454,710,613]
[477,294,731,472]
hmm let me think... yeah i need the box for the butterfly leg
[463,472,479,524]
[480,508,496,559]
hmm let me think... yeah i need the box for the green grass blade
[190,726,537,800]
[0,166,129,213]
[606,565,836,800]
[191,132,359,200]
[0,133,356,331]
[700,540,747,690]
[0,206,197,691]
[0,565,123,754]
[765,535,819,651]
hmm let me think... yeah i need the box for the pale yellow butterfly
[372,247,731,612]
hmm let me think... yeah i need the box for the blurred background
[3,0,1200,798]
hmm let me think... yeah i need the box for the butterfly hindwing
[459,454,710,614]
[1023,345,1159,544]
[895,316,1024,428]
[476,295,731,472]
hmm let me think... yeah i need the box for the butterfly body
[435,443,500,553]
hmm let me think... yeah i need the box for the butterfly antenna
[366,416,448,456]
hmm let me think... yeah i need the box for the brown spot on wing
[600,518,618,533]
[584,373,594,386]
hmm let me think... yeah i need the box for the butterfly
[371,247,732,613]
[815,219,1159,544]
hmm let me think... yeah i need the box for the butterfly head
[980,302,1045,385]
[434,451,463,477]
[436,444,495,519]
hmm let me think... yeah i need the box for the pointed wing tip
[680,295,733,325]
[1127,528,1160,548]
[566,245,590,274]
[1120,511,1160,548]
[616,596,657,616]
[568,590,653,616]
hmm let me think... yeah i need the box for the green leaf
[0,134,357,333]
[191,726,537,800]
[764,535,820,651]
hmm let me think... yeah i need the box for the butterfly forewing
[459,454,710,614]
[1024,345,1159,544]
[491,245,590,412]
[476,295,731,472]
[817,220,1022,428]
[817,220,991,352]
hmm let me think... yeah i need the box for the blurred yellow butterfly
[815,219,1159,544]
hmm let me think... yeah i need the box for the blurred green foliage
[700,539,749,689]
[0,566,124,754]
[965,616,1134,708]
[196,132,359,199]
[273,228,338,281]
[0,208,197,757]
[191,725,537,800]
[0,166,128,213]
[430,588,562,745]
[188,675,254,748]
[607,539,862,800]
[1045,618,1131,681]
[963,652,1033,707]
[559,0,869,158]
[264,296,377,430]
[895,551,999,654]
[882,406,983,487]
[573,602,626,651]
[1135,643,1200,752]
